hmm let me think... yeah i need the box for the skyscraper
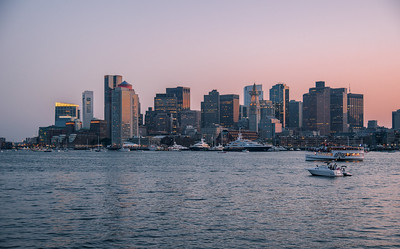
[82,90,93,129]
[166,87,190,112]
[55,102,79,127]
[220,94,239,128]
[269,83,289,128]
[347,93,364,131]
[303,81,331,136]
[288,100,303,129]
[104,75,123,138]
[330,88,348,134]
[244,84,263,107]
[201,90,220,128]
[154,93,178,134]
[393,109,400,130]
[111,81,140,147]
[249,84,261,132]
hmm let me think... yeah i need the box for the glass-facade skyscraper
[104,75,123,139]
[201,90,220,128]
[348,93,364,131]
[269,83,289,128]
[82,90,93,129]
[220,94,239,128]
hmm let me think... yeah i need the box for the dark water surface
[1,150,399,248]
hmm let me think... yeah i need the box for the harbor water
[0,150,399,248]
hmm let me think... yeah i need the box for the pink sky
[0,0,399,141]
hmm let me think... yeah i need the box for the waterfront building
[392,109,400,130]
[330,88,348,134]
[347,93,364,131]
[111,81,140,147]
[288,100,303,129]
[269,83,289,128]
[220,94,239,128]
[201,90,220,128]
[90,119,107,140]
[303,81,331,136]
[244,84,263,107]
[104,75,123,138]
[55,102,79,127]
[248,84,261,132]
[82,90,94,129]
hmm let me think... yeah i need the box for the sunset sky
[0,0,399,142]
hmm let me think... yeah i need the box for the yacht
[306,162,352,177]
[305,146,364,161]
[168,142,188,151]
[189,138,210,151]
[223,133,272,152]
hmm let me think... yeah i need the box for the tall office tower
[248,84,261,132]
[303,81,331,136]
[180,110,201,132]
[259,100,275,119]
[330,88,348,134]
[288,100,303,129]
[220,94,239,128]
[154,93,178,134]
[201,90,220,128]
[82,91,94,129]
[393,109,400,130]
[55,102,79,127]
[111,81,140,147]
[166,87,190,112]
[347,93,364,131]
[244,84,263,107]
[104,75,123,138]
[269,83,289,128]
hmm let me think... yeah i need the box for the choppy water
[0,150,399,248]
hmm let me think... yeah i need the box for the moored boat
[305,146,364,161]
[223,133,272,152]
[190,138,210,151]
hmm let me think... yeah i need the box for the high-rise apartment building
[201,90,220,128]
[269,83,289,128]
[244,84,263,107]
[249,84,261,132]
[330,88,348,134]
[303,81,331,136]
[288,100,303,129]
[347,93,364,131]
[104,75,123,138]
[82,91,94,129]
[220,94,239,128]
[55,102,79,127]
[393,109,400,130]
[111,81,140,147]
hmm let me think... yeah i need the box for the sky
[0,0,399,142]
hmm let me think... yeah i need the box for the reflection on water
[0,151,399,248]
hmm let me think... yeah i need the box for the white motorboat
[223,133,272,152]
[305,146,364,161]
[190,138,210,151]
[168,142,188,151]
[306,162,352,177]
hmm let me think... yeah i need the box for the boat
[223,133,272,152]
[305,146,364,161]
[211,144,224,151]
[306,162,352,177]
[190,138,210,151]
[168,142,188,151]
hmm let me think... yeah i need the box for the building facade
[111,81,140,147]
[104,75,123,138]
[166,87,190,112]
[248,84,261,132]
[82,90,94,129]
[55,102,79,127]
[288,100,303,129]
[303,81,331,136]
[330,88,348,134]
[269,83,289,128]
[244,84,263,107]
[347,93,364,131]
[201,90,220,128]
[220,94,239,128]
[393,109,400,130]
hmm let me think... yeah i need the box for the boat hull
[223,146,272,152]
[307,168,343,177]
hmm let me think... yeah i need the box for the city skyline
[1,0,399,141]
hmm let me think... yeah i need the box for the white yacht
[305,146,364,161]
[223,133,272,152]
[306,162,352,177]
[190,138,210,151]
[168,142,188,151]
